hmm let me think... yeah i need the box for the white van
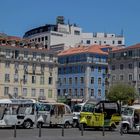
[36,102,73,128]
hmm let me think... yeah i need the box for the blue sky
[0,0,140,46]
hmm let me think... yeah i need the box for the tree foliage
[107,83,137,105]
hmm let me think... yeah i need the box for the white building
[23,16,125,51]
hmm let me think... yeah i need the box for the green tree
[107,83,137,105]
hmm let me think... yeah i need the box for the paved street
[0,127,140,140]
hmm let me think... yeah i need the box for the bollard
[139,126,140,136]
[139,114,140,136]
[81,123,84,136]
[14,124,16,138]
[102,125,105,136]
[38,123,42,138]
[62,124,64,136]
[120,123,123,136]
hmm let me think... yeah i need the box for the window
[39,89,44,96]
[40,76,45,85]
[112,75,116,81]
[98,89,101,96]
[23,74,28,84]
[31,88,36,97]
[75,77,78,84]
[80,77,84,84]
[98,57,101,62]
[74,30,80,35]
[69,89,72,96]
[91,77,94,84]
[40,64,45,72]
[63,89,67,96]
[112,65,115,70]
[13,87,18,97]
[6,49,10,56]
[48,77,53,85]
[139,74,140,80]
[69,78,72,84]
[80,89,84,96]
[86,40,90,44]
[63,78,66,84]
[22,88,27,96]
[74,89,78,96]
[4,87,9,96]
[118,40,122,44]
[41,37,44,41]
[120,64,124,70]
[120,75,124,80]
[32,63,36,71]
[41,53,45,59]
[24,51,28,58]
[91,66,94,71]
[98,77,102,85]
[32,76,36,84]
[48,89,52,98]
[128,63,133,69]
[15,62,19,70]
[45,36,48,40]
[14,73,18,82]
[128,50,132,57]
[38,38,40,42]
[5,74,10,82]
[23,63,28,73]
[33,52,37,59]
[98,66,101,72]
[91,89,94,96]
[128,74,133,81]
[5,61,10,68]
[139,62,140,68]
[112,40,115,44]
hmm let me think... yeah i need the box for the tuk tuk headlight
[86,116,91,119]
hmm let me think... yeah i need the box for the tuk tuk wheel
[122,124,129,134]
[23,120,33,129]
[64,121,70,128]
[73,121,78,128]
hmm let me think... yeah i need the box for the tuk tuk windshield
[73,104,82,112]
[82,103,95,112]
[122,107,133,116]
[36,103,51,111]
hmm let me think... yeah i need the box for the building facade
[0,33,57,101]
[23,16,125,51]
[57,45,110,105]
[109,43,140,95]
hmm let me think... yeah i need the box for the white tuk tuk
[36,102,73,128]
[72,102,85,127]
[0,98,36,128]
[121,105,140,133]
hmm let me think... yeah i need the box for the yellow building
[0,33,57,102]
